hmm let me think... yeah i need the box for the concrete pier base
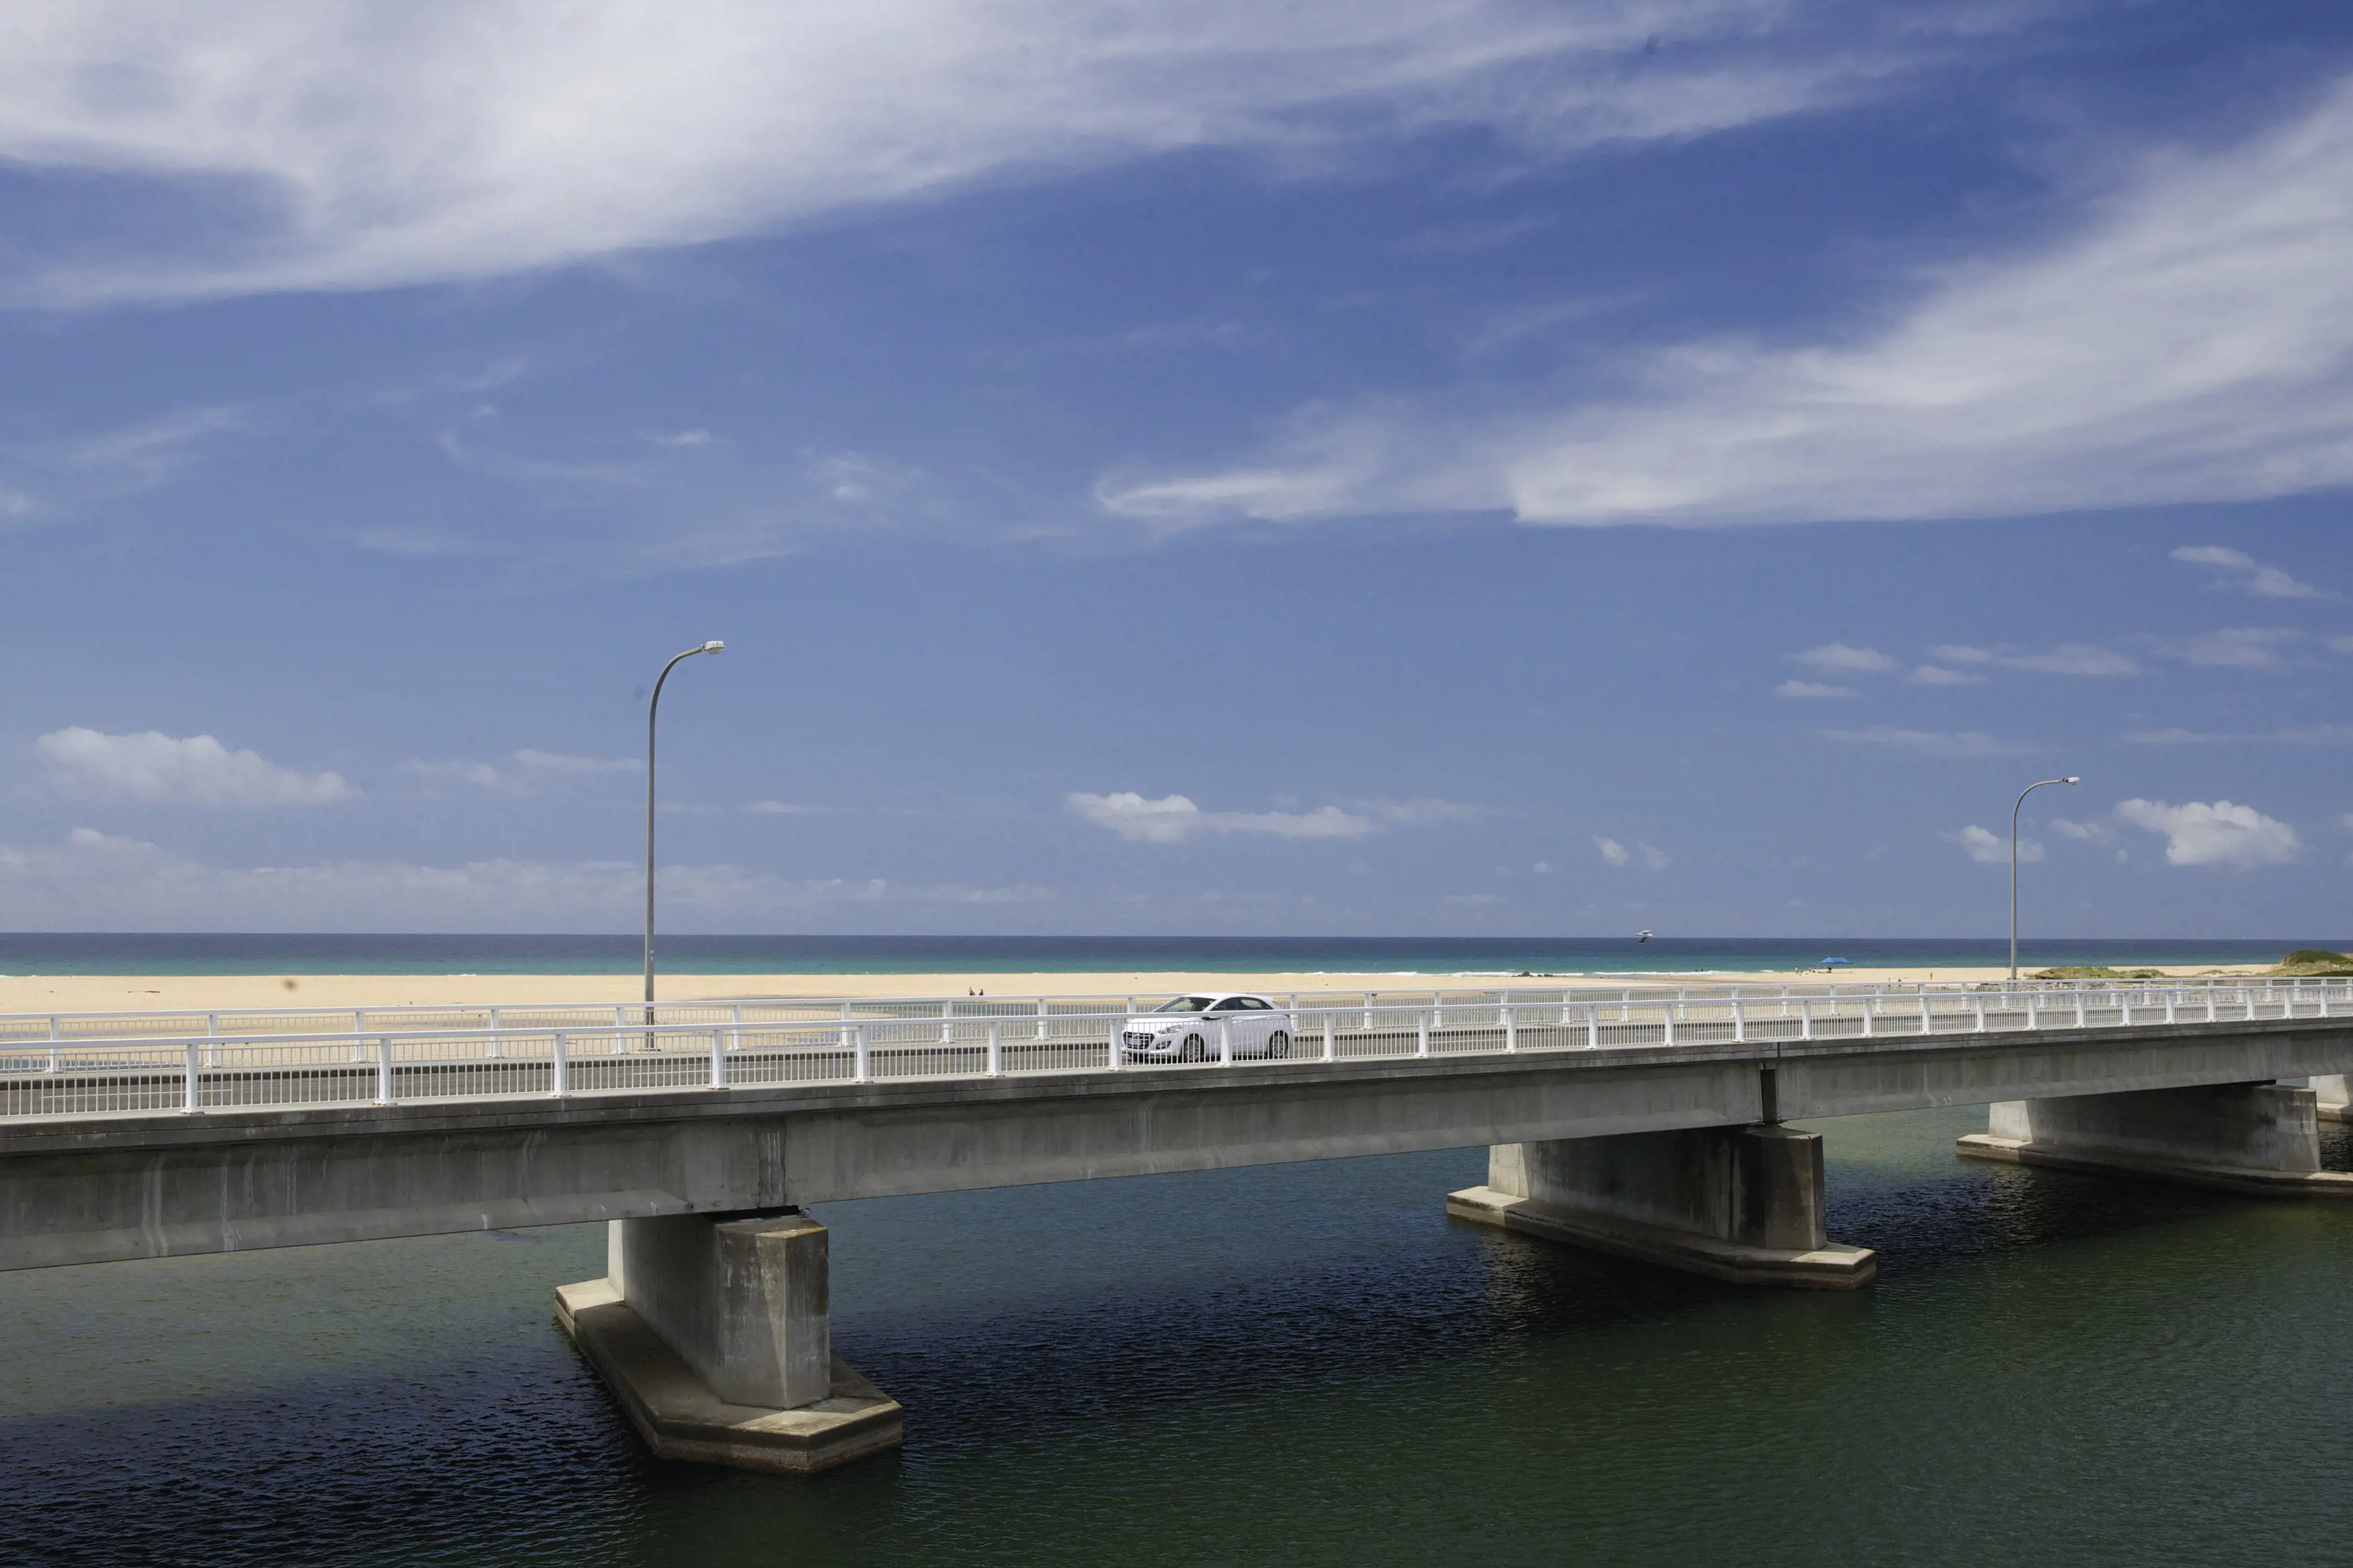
[2312,1074,2352,1123]
[1449,1124,1876,1288]
[1957,1084,2353,1197]
[555,1209,902,1473]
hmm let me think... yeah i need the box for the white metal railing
[0,973,2325,1049]
[0,979,2347,1126]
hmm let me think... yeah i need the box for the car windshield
[1153,996,1215,1013]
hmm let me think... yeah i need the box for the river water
[6,1107,2352,1567]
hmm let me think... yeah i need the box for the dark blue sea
[0,933,2318,976]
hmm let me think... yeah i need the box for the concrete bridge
[5,979,2351,1472]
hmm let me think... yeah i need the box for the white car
[1120,993,1294,1063]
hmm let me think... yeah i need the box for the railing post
[2075,990,2087,1029]
[1417,1010,1430,1057]
[2027,992,2039,1031]
[1860,996,1873,1038]
[988,1021,1003,1076]
[1585,1003,1599,1050]
[1505,1004,1517,1053]
[1665,1002,1677,1047]
[184,1038,201,1113]
[1219,1021,1233,1064]
[709,1028,725,1090]
[1733,1000,1746,1044]
[855,1024,872,1083]
[1801,997,1813,1039]
[2165,989,2178,1025]
[1036,999,1048,1043]
[1322,1011,1335,1061]
[552,1032,569,1099]
[1972,994,1985,1032]
[377,1035,394,1105]
[1920,993,1933,1034]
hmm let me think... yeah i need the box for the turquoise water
[6,1110,2353,1565]
[0,934,2317,976]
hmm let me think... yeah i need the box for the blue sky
[3,0,2352,937]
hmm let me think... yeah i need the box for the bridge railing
[2,980,2349,1125]
[0,974,2331,1049]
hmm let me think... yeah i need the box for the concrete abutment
[1957,1083,2353,1196]
[556,1209,902,1474]
[1448,1123,1878,1288]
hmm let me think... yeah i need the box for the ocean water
[0,933,2321,977]
[6,1109,2353,1567]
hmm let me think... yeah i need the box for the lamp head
[2063,776,2080,785]
[701,640,725,655]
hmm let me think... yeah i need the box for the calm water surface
[6,1110,2352,1566]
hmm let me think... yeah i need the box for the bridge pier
[2311,1074,2352,1122]
[1448,1124,1878,1288]
[1957,1083,2353,1195]
[555,1209,903,1473]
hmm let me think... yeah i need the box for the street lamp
[646,641,725,1028]
[2010,776,2080,982]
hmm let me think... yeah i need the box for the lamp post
[646,641,725,1034]
[2011,776,2080,982]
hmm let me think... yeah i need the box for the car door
[1233,996,1276,1054]
[1207,995,1250,1057]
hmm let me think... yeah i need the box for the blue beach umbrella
[1818,956,1851,970]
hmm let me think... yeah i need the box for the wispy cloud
[2155,626,2302,669]
[2170,545,2328,599]
[2115,797,2299,868]
[0,828,1048,929]
[1101,76,2353,530]
[37,727,350,807]
[1594,836,1669,869]
[1774,679,1855,699]
[1819,727,2022,757]
[1929,643,2138,676]
[1794,642,1895,673]
[1907,665,1986,686]
[0,2,2015,303]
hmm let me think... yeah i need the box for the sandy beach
[0,963,2277,1014]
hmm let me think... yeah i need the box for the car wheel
[1181,1033,1207,1062]
[1267,1029,1291,1059]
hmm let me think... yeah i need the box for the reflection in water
[5,1109,2352,1567]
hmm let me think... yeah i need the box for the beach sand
[0,963,2275,1014]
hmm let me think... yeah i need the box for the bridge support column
[2311,1075,2352,1123]
[1957,1083,2353,1195]
[555,1209,903,1473]
[1447,1124,1877,1288]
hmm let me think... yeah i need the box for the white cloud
[2161,626,2301,669]
[1818,727,2021,757]
[405,759,505,789]
[1067,791,1374,843]
[0,828,1047,929]
[1952,824,2036,864]
[36,727,350,807]
[1101,76,2353,530]
[2124,727,2231,745]
[1907,664,1986,686]
[745,800,822,815]
[2115,797,2299,868]
[1774,679,1855,699]
[1349,796,1487,825]
[514,748,636,775]
[2049,817,2109,841]
[1594,835,1666,869]
[1794,642,1894,673]
[0,1,2001,303]
[1930,642,2138,676]
[2170,545,2328,599]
